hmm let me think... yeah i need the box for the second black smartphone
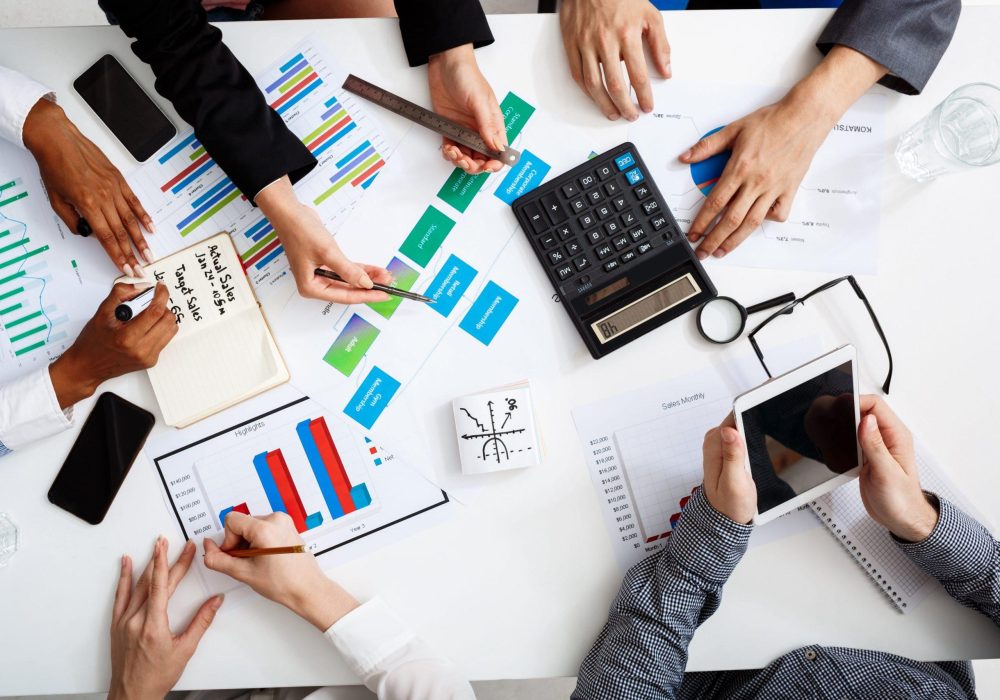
[73,54,176,162]
[48,392,155,525]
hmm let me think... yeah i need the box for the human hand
[857,396,938,542]
[427,43,506,174]
[110,538,223,700]
[255,177,391,303]
[203,512,359,630]
[22,98,153,275]
[702,414,756,524]
[48,283,178,408]
[560,0,671,121]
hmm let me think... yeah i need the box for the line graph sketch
[452,385,540,472]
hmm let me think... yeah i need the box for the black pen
[314,268,434,304]
[114,285,156,322]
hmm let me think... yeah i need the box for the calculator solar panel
[512,143,716,358]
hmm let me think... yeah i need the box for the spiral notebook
[809,439,990,613]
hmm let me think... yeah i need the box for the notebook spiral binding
[809,500,907,612]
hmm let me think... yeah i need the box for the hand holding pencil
[204,511,360,630]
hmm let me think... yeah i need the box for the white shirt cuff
[0,367,73,452]
[324,597,418,680]
[0,66,55,148]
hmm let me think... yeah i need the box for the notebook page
[810,442,987,613]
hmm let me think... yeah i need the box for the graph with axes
[453,386,538,471]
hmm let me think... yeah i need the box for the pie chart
[688,126,731,196]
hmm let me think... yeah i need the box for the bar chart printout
[0,144,114,384]
[151,387,449,568]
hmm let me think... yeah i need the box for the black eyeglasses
[746,275,894,394]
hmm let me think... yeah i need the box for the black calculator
[512,143,717,358]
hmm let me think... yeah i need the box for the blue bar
[320,101,341,121]
[171,160,216,194]
[252,452,286,515]
[279,52,305,73]
[218,505,244,527]
[191,178,231,209]
[328,145,374,185]
[176,181,237,229]
[324,95,339,108]
[350,484,372,509]
[459,281,519,346]
[265,58,308,93]
[425,254,478,318]
[255,245,284,270]
[243,218,271,240]
[336,140,371,169]
[296,419,345,519]
[361,174,378,189]
[312,122,355,157]
[343,366,401,429]
[252,222,274,242]
[305,512,324,529]
[276,78,323,115]
[191,139,201,149]
[158,133,198,164]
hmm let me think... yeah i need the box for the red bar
[242,237,281,270]
[232,503,249,516]
[266,449,308,533]
[309,417,355,516]
[351,160,385,187]
[307,115,351,152]
[161,152,212,192]
[270,71,318,110]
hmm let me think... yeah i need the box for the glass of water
[896,83,1000,181]
[0,513,17,567]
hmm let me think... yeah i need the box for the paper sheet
[0,141,120,383]
[572,339,823,572]
[452,384,540,473]
[628,81,886,274]
[145,384,455,595]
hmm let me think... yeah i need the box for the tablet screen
[739,360,858,514]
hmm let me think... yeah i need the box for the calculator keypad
[516,148,685,297]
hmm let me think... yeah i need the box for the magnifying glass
[696,292,796,344]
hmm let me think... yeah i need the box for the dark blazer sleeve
[101,0,315,200]
[817,0,961,95]
[393,0,494,67]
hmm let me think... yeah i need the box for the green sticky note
[323,314,380,377]
[368,257,420,319]
[399,206,454,268]
[499,91,535,142]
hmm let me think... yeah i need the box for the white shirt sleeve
[0,66,55,148]
[320,597,475,700]
[0,368,73,456]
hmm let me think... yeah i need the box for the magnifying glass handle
[745,292,796,315]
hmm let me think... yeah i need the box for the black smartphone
[73,54,176,162]
[48,392,155,525]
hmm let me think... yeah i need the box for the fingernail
[121,555,127,568]
[359,273,374,289]
[642,104,653,114]
[212,594,225,609]
[666,62,673,77]
[867,414,878,430]
[133,262,145,278]
[722,428,736,444]
[696,250,708,261]
[688,234,699,243]
[142,248,154,264]
[628,113,639,123]
[680,149,692,161]
[123,263,134,278]
[713,249,726,258]
[146,220,157,234]
[608,112,621,121]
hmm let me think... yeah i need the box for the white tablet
[733,345,861,525]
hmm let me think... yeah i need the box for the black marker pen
[114,286,156,322]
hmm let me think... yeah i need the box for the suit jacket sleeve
[394,0,494,67]
[817,0,961,95]
[101,0,315,200]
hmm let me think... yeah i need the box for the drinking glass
[0,513,17,567]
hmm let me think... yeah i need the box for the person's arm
[0,66,153,274]
[393,0,493,68]
[682,0,960,260]
[204,512,474,700]
[855,396,999,626]
[574,422,755,699]
[0,369,72,458]
[817,0,961,96]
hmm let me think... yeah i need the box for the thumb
[177,594,223,653]
[473,95,507,152]
[202,538,246,579]
[859,414,895,470]
[680,126,733,164]
[719,427,746,484]
[324,256,373,290]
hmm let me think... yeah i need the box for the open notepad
[810,439,991,613]
[120,232,288,427]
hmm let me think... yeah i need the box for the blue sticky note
[425,254,478,317]
[459,281,519,346]
[494,149,551,205]
[344,366,401,429]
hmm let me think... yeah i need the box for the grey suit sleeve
[817,0,961,95]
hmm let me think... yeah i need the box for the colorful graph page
[276,87,594,432]
[127,37,394,297]
[148,384,450,585]
[0,142,119,384]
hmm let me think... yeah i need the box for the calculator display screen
[590,274,700,343]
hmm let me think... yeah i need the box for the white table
[1,9,999,694]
